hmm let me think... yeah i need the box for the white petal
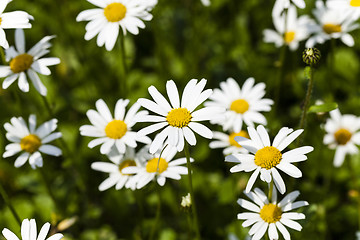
[188,122,213,139]
[39,145,62,156]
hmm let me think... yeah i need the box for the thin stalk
[299,65,314,132]
[39,167,63,214]
[118,33,128,98]
[0,180,21,225]
[0,47,6,64]
[41,95,54,117]
[268,181,274,201]
[184,143,201,240]
[148,186,161,240]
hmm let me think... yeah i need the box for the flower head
[225,125,313,194]
[209,130,249,155]
[137,79,224,153]
[237,188,308,240]
[80,99,151,155]
[76,0,154,51]
[272,0,306,18]
[2,218,63,240]
[3,115,62,169]
[0,1,33,49]
[327,0,360,20]
[206,77,273,133]
[0,29,60,96]
[302,48,321,65]
[323,109,360,167]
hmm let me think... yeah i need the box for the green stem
[0,47,6,65]
[41,95,54,118]
[39,167,63,214]
[118,33,128,98]
[149,186,161,240]
[0,180,21,225]
[273,45,287,112]
[184,143,201,240]
[299,65,314,131]
[268,181,274,202]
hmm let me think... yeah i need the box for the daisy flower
[2,218,63,240]
[122,144,192,189]
[205,77,273,133]
[323,109,360,167]
[76,0,154,51]
[0,0,33,49]
[80,98,151,155]
[305,1,359,47]
[225,125,313,194]
[327,0,360,20]
[264,5,314,51]
[272,0,306,18]
[200,0,211,7]
[209,130,249,155]
[0,29,60,96]
[136,78,224,153]
[237,187,308,240]
[3,115,62,169]
[91,146,148,191]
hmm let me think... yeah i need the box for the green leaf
[308,103,338,113]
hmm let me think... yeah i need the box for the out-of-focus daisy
[3,115,62,169]
[327,0,360,20]
[137,79,224,153]
[209,130,249,155]
[80,99,151,155]
[225,125,313,194]
[91,146,149,191]
[0,29,60,96]
[272,0,306,18]
[200,0,211,7]
[237,187,308,240]
[2,218,63,240]
[0,0,33,49]
[122,145,192,189]
[206,77,273,133]
[306,1,359,47]
[264,5,313,51]
[76,0,154,51]
[323,109,360,167]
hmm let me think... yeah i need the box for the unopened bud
[181,193,192,209]
[302,48,321,65]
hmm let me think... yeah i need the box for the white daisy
[323,109,360,167]
[0,0,33,49]
[136,78,224,154]
[2,218,63,240]
[264,5,314,51]
[237,187,308,240]
[3,115,62,169]
[91,146,149,191]
[327,0,360,20]
[225,125,313,194]
[0,29,60,96]
[80,98,151,155]
[272,0,306,18]
[76,0,154,51]
[122,144,193,189]
[200,0,211,7]
[306,1,359,47]
[209,130,249,155]
[205,77,273,133]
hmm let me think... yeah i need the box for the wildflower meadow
[1,0,360,239]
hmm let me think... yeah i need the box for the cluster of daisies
[264,0,360,51]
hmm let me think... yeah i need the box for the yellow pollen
[105,120,127,139]
[104,2,127,22]
[334,128,352,145]
[146,157,168,174]
[284,31,295,43]
[10,54,34,73]
[229,131,249,148]
[20,134,41,153]
[230,99,249,114]
[166,108,192,128]
[119,159,136,175]
[254,146,282,170]
[350,0,360,7]
[323,24,342,34]
[260,204,282,223]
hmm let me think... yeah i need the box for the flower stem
[268,181,274,201]
[0,179,22,225]
[299,65,314,138]
[149,185,161,240]
[0,47,6,64]
[184,143,201,240]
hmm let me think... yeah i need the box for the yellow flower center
[0,17,2,25]
[229,131,249,147]
[105,120,127,139]
[104,2,127,22]
[230,99,249,114]
[20,134,42,153]
[146,157,168,174]
[350,0,360,7]
[260,203,282,223]
[166,108,192,128]
[334,128,352,145]
[284,31,295,44]
[254,146,282,170]
[119,159,136,175]
[323,24,342,34]
[10,54,34,73]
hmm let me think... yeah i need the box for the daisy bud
[302,48,321,65]
[181,193,192,209]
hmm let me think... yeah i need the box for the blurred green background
[0,0,360,239]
